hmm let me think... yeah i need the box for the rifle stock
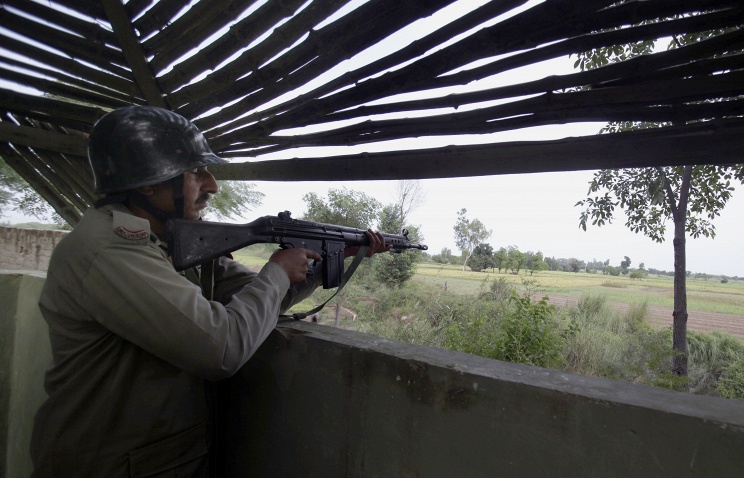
[166,211,427,288]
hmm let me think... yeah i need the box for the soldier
[30,106,387,477]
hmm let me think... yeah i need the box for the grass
[414,263,744,316]
[231,252,744,400]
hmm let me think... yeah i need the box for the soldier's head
[88,106,226,222]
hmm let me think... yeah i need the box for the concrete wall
[0,272,51,478]
[220,322,744,477]
[3,271,744,478]
[0,227,68,271]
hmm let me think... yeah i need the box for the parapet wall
[0,227,67,271]
[222,322,744,477]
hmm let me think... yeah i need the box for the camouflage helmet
[88,106,226,194]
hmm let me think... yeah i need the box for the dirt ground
[543,295,744,341]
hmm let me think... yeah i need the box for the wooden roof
[1,0,743,224]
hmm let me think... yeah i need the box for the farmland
[414,263,744,339]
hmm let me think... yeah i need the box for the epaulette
[111,210,151,245]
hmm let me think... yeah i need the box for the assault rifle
[166,211,427,289]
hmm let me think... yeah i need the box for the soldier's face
[181,167,219,220]
[145,167,218,220]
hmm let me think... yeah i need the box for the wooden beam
[100,0,167,108]
[209,120,744,181]
[0,122,87,157]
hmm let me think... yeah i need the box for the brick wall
[0,226,68,271]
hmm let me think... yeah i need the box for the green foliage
[492,292,575,368]
[687,331,744,397]
[506,245,526,274]
[302,187,381,228]
[1,157,56,221]
[718,358,744,400]
[527,251,548,275]
[453,208,492,270]
[371,204,423,287]
[469,243,494,272]
[205,181,264,220]
[629,269,647,280]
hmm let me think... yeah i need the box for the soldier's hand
[345,229,392,258]
[269,248,322,284]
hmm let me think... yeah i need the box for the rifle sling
[279,246,369,322]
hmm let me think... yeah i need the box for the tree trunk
[671,217,689,376]
[669,165,692,377]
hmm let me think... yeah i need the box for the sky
[3,0,743,277]
[235,169,744,278]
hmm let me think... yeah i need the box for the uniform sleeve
[212,255,322,313]
[80,241,290,380]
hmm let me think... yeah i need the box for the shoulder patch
[112,210,151,242]
[114,225,149,241]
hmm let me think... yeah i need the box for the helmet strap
[127,174,186,223]
[95,175,187,238]
[171,174,185,219]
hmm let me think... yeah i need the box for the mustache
[196,193,211,205]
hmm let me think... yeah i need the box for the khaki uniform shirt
[30,205,319,477]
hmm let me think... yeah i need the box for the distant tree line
[429,246,739,282]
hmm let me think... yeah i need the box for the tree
[528,251,548,276]
[302,187,381,228]
[469,243,494,272]
[373,204,422,287]
[1,157,57,221]
[494,247,508,273]
[620,256,632,276]
[574,16,744,376]
[567,257,583,273]
[205,181,264,220]
[453,208,492,272]
[578,166,743,375]
[393,180,426,227]
[506,246,526,274]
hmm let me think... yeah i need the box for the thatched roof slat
[0,67,135,111]
[0,121,87,158]
[3,0,118,47]
[207,0,627,142]
[0,91,105,132]
[133,0,197,39]
[211,118,744,181]
[123,0,154,21]
[0,35,139,97]
[180,0,458,124]
[157,0,338,94]
[0,144,83,225]
[413,8,744,94]
[304,38,744,128]
[1,10,128,71]
[0,54,140,108]
[147,0,293,78]
[28,145,94,210]
[51,0,107,20]
[195,0,530,137]
[224,71,744,154]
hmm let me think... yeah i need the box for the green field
[413,263,744,317]
[231,247,744,317]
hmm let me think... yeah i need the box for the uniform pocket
[128,423,209,477]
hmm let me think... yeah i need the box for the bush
[688,331,744,397]
[490,292,576,368]
[718,357,744,400]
